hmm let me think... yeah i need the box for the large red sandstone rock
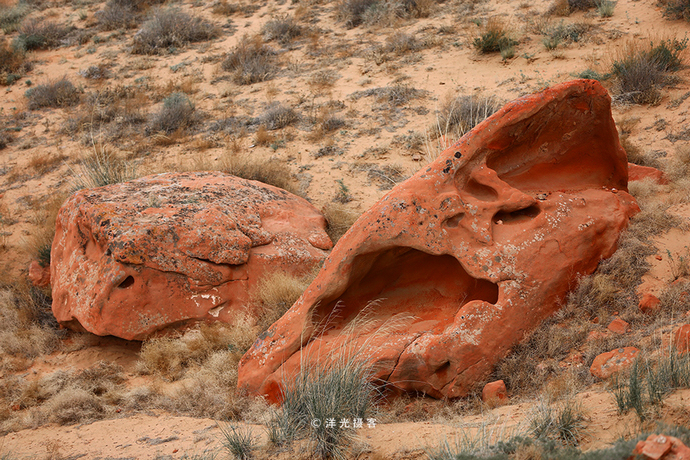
[51,172,332,340]
[630,434,690,460]
[237,80,639,402]
[590,347,640,379]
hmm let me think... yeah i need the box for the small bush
[0,39,26,76]
[568,0,595,10]
[664,0,690,21]
[150,92,196,134]
[611,38,687,104]
[15,19,71,50]
[131,8,219,55]
[473,18,517,54]
[595,0,615,17]
[0,2,29,33]
[25,78,80,110]
[337,0,379,28]
[260,103,299,130]
[262,14,302,44]
[96,0,166,30]
[222,36,277,85]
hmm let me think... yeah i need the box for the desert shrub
[0,287,60,371]
[322,203,359,244]
[220,155,301,196]
[0,39,26,77]
[383,31,422,54]
[568,0,595,10]
[611,38,687,104]
[664,0,690,21]
[71,145,137,190]
[595,0,615,17]
[260,103,299,130]
[25,78,80,110]
[336,0,380,28]
[96,0,166,30]
[436,94,502,140]
[251,271,313,333]
[222,36,277,85]
[473,18,517,54]
[15,19,71,50]
[351,84,426,107]
[262,14,302,44]
[150,92,196,134]
[0,2,29,33]
[131,8,219,55]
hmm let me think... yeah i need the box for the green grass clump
[219,424,257,460]
[474,18,517,54]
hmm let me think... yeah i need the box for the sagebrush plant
[0,39,26,78]
[25,78,80,110]
[336,0,379,28]
[222,35,277,85]
[663,0,690,21]
[150,92,196,134]
[96,0,167,30]
[131,8,219,55]
[260,103,299,130]
[595,0,615,17]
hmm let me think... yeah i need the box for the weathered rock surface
[51,171,332,340]
[238,80,638,402]
[608,318,630,334]
[630,434,690,460]
[639,293,661,314]
[674,324,690,353]
[590,347,640,379]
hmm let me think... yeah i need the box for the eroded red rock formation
[238,80,638,402]
[51,172,332,340]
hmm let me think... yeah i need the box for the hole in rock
[117,276,135,289]
[493,204,540,225]
[312,249,499,340]
[444,213,465,228]
[464,177,498,201]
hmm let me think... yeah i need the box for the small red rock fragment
[590,347,640,379]
[608,318,630,334]
[639,293,661,315]
[482,380,507,402]
[627,163,669,185]
[674,324,690,353]
[630,434,690,460]
[28,260,51,288]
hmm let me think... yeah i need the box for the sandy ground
[3,0,690,457]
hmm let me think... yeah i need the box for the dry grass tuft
[149,92,197,134]
[131,8,219,55]
[322,203,360,244]
[252,271,315,332]
[222,35,278,85]
[220,153,301,196]
[0,39,26,78]
[434,94,502,141]
[260,102,299,130]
